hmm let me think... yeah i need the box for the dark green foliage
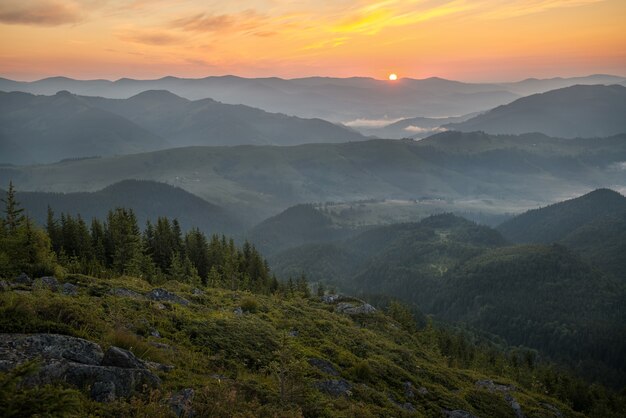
[497,188,626,244]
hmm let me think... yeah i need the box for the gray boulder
[0,280,9,291]
[170,388,195,417]
[443,411,479,418]
[147,288,189,306]
[14,272,32,286]
[62,282,78,296]
[308,358,340,376]
[40,276,59,291]
[335,302,376,315]
[0,333,160,401]
[102,346,146,369]
[315,379,352,397]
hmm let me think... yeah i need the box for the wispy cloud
[169,10,266,34]
[0,0,82,26]
[117,29,182,46]
[479,0,605,19]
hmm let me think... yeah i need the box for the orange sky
[1,0,625,81]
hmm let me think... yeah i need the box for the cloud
[404,126,448,134]
[344,117,404,128]
[479,0,605,19]
[117,29,181,46]
[170,10,265,34]
[0,0,82,26]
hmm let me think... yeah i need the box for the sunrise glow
[0,1,625,81]
[388,73,398,81]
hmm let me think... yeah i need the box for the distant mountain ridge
[0,90,364,164]
[6,180,244,234]
[2,74,623,123]
[447,84,626,137]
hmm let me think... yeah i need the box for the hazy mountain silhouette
[0,90,365,164]
[447,84,626,137]
[2,132,624,221]
[0,91,167,165]
[6,180,244,234]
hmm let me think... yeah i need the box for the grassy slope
[0,275,589,418]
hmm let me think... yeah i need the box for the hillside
[246,204,358,255]
[269,214,626,388]
[6,180,244,234]
[358,113,478,139]
[2,132,625,221]
[0,91,167,165]
[447,84,626,138]
[497,188,626,243]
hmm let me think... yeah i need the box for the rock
[150,342,174,351]
[154,302,167,310]
[315,379,352,397]
[0,280,9,291]
[40,276,59,291]
[144,361,175,373]
[403,381,415,398]
[14,272,32,286]
[110,288,144,299]
[191,288,204,296]
[102,346,146,369]
[0,333,104,368]
[170,388,195,417]
[233,306,243,316]
[418,386,429,395]
[322,294,341,304]
[150,329,161,338]
[308,358,340,376]
[0,333,160,401]
[475,379,514,392]
[335,302,376,315]
[146,288,189,306]
[91,380,116,403]
[288,329,299,337]
[62,282,78,296]
[505,393,525,418]
[443,410,479,418]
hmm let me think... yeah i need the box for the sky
[0,0,625,81]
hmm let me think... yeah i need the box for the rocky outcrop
[62,282,78,296]
[335,302,376,315]
[0,333,160,402]
[475,379,524,418]
[443,410,479,418]
[146,288,189,306]
[315,379,352,397]
[40,276,59,291]
[170,388,195,417]
[308,358,340,376]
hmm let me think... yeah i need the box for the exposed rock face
[146,288,189,306]
[475,379,524,418]
[0,334,160,401]
[308,358,340,376]
[40,276,59,291]
[110,288,144,299]
[233,306,243,316]
[315,379,352,397]
[170,388,195,417]
[14,272,32,286]
[102,346,146,369]
[62,282,78,296]
[335,302,376,315]
[0,280,10,291]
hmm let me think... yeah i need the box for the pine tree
[2,181,25,234]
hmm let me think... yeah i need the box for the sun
[388,73,398,81]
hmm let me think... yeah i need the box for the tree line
[1,182,309,296]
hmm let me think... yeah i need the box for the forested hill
[269,212,626,388]
[497,188,626,243]
[2,180,244,235]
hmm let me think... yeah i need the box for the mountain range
[447,84,626,138]
[0,90,364,164]
[3,74,624,123]
[2,131,624,221]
